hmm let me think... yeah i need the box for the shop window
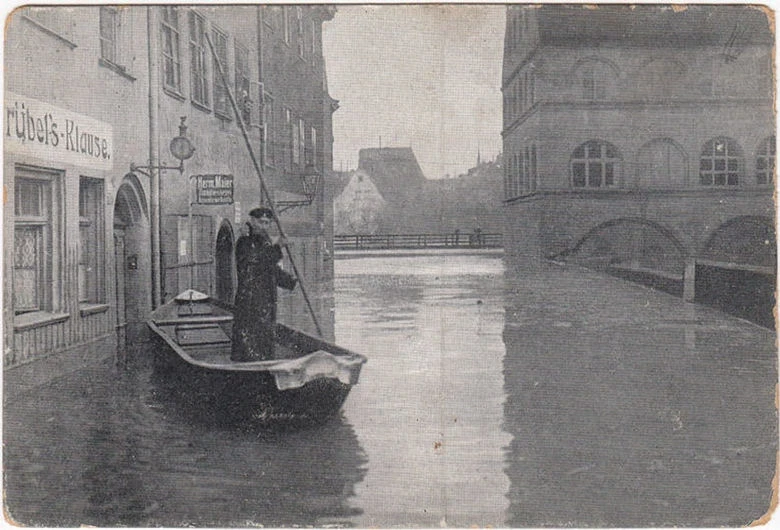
[699,137,742,186]
[161,6,182,92]
[756,135,775,185]
[234,42,251,125]
[571,140,620,188]
[79,177,105,304]
[14,168,61,314]
[189,10,209,108]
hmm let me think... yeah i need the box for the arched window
[699,137,742,186]
[756,135,775,185]
[571,140,620,188]
[574,59,617,101]
[636,138,687,188]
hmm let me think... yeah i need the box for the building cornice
[504,186,774,204]
[502,98,774,137]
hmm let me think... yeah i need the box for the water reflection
[4,352,367,527]
[335,255,511,527]
[502,263,777,527]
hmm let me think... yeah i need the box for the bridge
[504,188,776,327]
[334,232,503,251]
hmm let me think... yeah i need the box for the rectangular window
[161,6,182,92]
[310,19,317,57]
[285,108,292,170]
[292,116,301,166]
[79,178,105,304]
[262,6,276,30]
[298,118,305,166]
[99,6,118,64]
[283,7,291,44]
[296,7,305,58]
[212,27,229,117]
[310,126,318,169]
[14,168,60,314]
[189,10,209,108]
[235,42,251,125]
[264,93,276,166]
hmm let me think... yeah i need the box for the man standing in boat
[231,206,297,361]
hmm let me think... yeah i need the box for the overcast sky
[322,5,506,179]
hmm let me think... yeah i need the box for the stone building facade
[501,5,775,318]
[4,5,337,393]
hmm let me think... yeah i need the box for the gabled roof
[358,147,426,204]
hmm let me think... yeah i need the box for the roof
[535,4,773,47]
[357,147,427,204]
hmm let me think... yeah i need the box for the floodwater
[3,253,777,527]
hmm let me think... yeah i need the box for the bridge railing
[334,233,503,251]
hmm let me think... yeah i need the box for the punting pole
[205,32,323,337]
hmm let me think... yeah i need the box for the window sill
[98,58,137,81]
[14,311,70,332]
[163,87,186,102]
[79,303,110,317]
[215,110,233,122]
[191,100,212,114]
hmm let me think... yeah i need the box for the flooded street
[4,253,777,527]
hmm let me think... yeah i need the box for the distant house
[333,170,387,234]
[357,148,428,232]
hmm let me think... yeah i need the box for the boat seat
[176,323,231,346]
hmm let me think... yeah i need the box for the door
[113,227,127,358]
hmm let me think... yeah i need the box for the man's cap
[249,206,274,221]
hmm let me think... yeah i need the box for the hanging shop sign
[5,91,114,171]
[195,174,234,205]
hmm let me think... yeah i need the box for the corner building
[4,5,337,394]
[502,5,775,320]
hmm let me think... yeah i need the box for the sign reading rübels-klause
[195,174,234,205]
[5,91,114,171]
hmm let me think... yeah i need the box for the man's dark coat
[231,229,296,361]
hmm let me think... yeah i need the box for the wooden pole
[205,32,323,337]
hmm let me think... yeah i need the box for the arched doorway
[215,221,234,303]
[113,175,151,354]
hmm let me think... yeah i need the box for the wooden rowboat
[147,290,367,424]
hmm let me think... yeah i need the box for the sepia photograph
[2,2,777,527]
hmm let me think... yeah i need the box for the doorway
[112,175,151,353]
[215,221,234,303]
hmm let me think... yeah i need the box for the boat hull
[147,294,365,426]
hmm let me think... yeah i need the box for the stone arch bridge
[506,188,775,323]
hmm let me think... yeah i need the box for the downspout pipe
[147,6,162,307]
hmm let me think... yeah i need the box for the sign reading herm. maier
[195,174,234,204]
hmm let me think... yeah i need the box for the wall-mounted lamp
[276,164,322,213]
[131,116,196,176]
